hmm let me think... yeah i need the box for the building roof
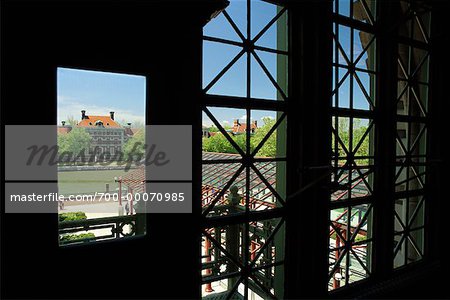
[77,115,121,128]
[232,120,257,134]
[57,127,71,134]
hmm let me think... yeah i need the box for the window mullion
[370,0,399,279]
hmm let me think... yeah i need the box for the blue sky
[57,0,371,128]
[57,68,146,125]
[202,0,283,126]
[202,0,373,127]
[203,0,281,102]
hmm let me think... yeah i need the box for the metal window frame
[200,0,437,298]
[200,1,289,299]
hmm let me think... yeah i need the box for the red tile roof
[232,121,257,134]
[58,127,71,134]
[77,115,121,128]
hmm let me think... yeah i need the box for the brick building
[231,119,257,135]
[58,110,136,161]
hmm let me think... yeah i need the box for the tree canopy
[123,129,145,160]
[58,127,91,163]
[334,118,370,163]
[203,117,371,161]
[202,117,278,157]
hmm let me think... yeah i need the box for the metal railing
[59,214,145,246]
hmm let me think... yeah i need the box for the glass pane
[202,162,245,217]
[207,54,247,97]
[251,52,277,100]
[251,0,278,41]
[393,233,405,267]
[251,110,286,158]
[203,107,247,155]
[353,71,375,110]
[226,0,247,36]
[245,161,286,211]
[204,12,242,42]
[335,0,351,18]
[203,41,243,89]
[202,2,288,298]
[202,218,284,299]
[394,196,425,232]
[393,229,424,269]
[203,0,287,101]
[398,1,431,42]
[329,204,372,290]
[394,10,429,266]
[333,28,349,66]
[396,122,427,154]
[353,0,376,24]
[337,25,351,65]
[202,225,243,297]
[251,51,288,100]
[397,46,430,117]
[410,48,429,82]
[334,68,351,108]
[353,31,375,71]
[253,4,287,52]
[407,229,425,263]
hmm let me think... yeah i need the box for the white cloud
[239,114,247,121]
[261,115,275,120]
[222,120,230,125]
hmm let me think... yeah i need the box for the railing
[59,215,145,246]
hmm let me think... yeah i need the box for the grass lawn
[58,169,132,195]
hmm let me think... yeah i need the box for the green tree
[202,118,277,157]
[208,125,220,133]
[234,134,248,153]
[202,133,236,153]
[58,127,91,164]
[123,129,145,160]
[334,118,370,163]
[58,133,69,155]
[252,117,277,157]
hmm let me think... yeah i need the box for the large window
[393,0,431,268]
[57,68,146,246]
[202,1,288,298]
[329,0,377,290]
[330,0,433,291]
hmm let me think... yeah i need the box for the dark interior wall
[2,0,450,299]
[0,1,220,299]
[428,0,450,297]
